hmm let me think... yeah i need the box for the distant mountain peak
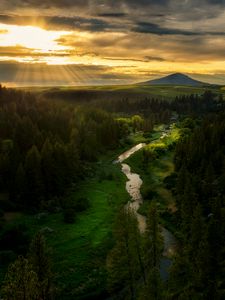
[139,73,210,86]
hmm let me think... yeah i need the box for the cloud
[55,29,225,63]
[97,13,127,18]
[0,45,70,58]
[1,0,89,10]
[133,21,225,36]
[0,14,117,32]
[133,22,196,35]
[144,56,167,62]
[0,0,225,85]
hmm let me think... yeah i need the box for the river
[116,140,177,277]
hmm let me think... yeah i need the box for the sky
[0,0,225,86]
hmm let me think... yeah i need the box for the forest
[0,85,225,299]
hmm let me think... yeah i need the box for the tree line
[0,86,123,213]
[167,112,225,299]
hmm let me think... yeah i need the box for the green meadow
[16,84,225,100]
[1,149,130,299]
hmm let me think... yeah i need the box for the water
[116,141,177,271]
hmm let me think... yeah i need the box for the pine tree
[28,232,53,300]
[2,255,39,300]
[41,139,55,198]
[14,163,27,207]
[24,145,44,209]
[107,208,142,299]
[140,203,163,300]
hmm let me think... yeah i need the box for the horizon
[3,72,222,88]
[0,1,225,86]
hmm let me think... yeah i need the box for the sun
[0,23,71,60]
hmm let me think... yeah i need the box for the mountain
[139,73,210,86]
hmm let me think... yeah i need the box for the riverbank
[124,124,180,236]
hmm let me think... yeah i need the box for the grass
[127,131,152,144]
[0,149,130,299]
[16,84,225,100]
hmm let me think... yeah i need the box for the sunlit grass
[1,150,129,299]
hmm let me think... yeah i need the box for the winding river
[116,140,177,276]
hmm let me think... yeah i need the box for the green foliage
[107,209,143,298]
[2,256,39,300]
[0,88,123,213]
[1,233,53,300]
[139,204,163,300]
[169,113,225,299]
[28,232,53,299]
[142,186,158,201]
[125,125,178,226]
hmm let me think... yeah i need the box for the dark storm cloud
[0,0,169,11]
[1,13,224,36]
[102,56,167,62]
[133,22,197,35]
[144,56,167,62]
[0,14,119,32]
[0,0,225,35]
[1,0,225,15]
[207,0,225,3]
[97,13,127,18]
[3,0,89,9]
[46,15,115,31]
[133,22,225,36]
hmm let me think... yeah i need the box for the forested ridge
[0,84,225,300]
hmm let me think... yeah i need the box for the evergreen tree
[14,163,27,207]
[140,203,163,300]
[24,145,43,209]
[28,232,53,300]
[2,255,39,300]
[107,208,142,299]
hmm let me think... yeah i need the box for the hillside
[139,73,210,86]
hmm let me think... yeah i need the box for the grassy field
[15,84,225,100]
[1,147,131,299]
[124,124,180,232]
